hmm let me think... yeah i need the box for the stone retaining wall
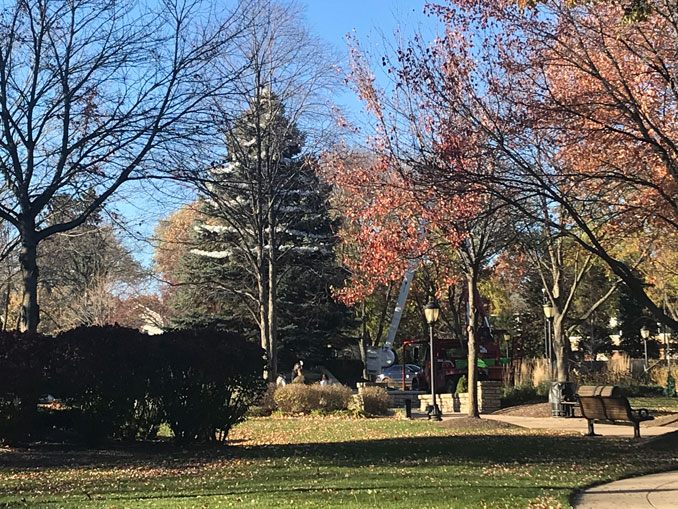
[354,381,502,414]
[416,381,501,414]
[389,391,426,409]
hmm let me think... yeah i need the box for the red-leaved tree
[335,0,678,383]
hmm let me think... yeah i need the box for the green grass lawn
[629,397,678,413]
[0,416,676,508]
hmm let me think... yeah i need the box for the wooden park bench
[576,385,654,438]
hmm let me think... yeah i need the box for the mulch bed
[492,402,552,418]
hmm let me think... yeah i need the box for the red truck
[405,327,505,393]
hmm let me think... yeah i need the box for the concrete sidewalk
[468,413,677,507]
[572,471,678,508]
[432,412,677,507]
[479,414,676,438]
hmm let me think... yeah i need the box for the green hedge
[0,331,53,443]
[0,326,266,445]
[155,328,266,443]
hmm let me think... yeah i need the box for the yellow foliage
[153,202,199,282]
[515,358,551,386]
[650,365,678,389]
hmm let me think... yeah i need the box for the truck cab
[406,328,504,393]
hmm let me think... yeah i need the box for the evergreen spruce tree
[173,89,350,375]
[274,169,354,370]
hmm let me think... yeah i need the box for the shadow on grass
[17,482,579,506]
[0,432,655,471]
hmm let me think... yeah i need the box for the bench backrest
[576,385,635,423]
[577,385,621,398]
[601,397,632,422]
[577,385,628,421]
[578,396,607,420]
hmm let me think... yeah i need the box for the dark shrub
[535,381,551,398]
[3,325,264,446]
[156,328,266,443]
[620,384,663,397]
[53,325,162,444]
[249,383,278,417]
[665,374,677,397]
[500,383,546,408]
[0,331,52,444]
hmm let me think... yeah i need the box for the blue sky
[304,0,429,47]
[304,0,432,119]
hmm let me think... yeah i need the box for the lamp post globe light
[424,296,442,421]
[640,325,650,371]
[542,302,555,319]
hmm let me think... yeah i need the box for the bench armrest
[630,408,653,420]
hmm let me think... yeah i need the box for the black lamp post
[424,296,441,421]
[503,332,512,384]
[640,325,650,371]
[542,290,555,378]
[503,332,511,358]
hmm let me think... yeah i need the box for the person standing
[292,368,305,384]
[292,361,305,384]
[290,361,302,382]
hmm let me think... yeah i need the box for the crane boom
[383,259,419,351]
[365,219,427,377]
[365,259,420,376]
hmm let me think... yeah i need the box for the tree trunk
[374,283,393,346]
[466,277,479,418]
[266,198,279,378]
[268,246,278,378]
[553,313,569,381]
[360,300,369,379]
[19,231,39,332]
[3,279,10,331]
[257,274,270,379]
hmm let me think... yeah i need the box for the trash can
[549,382,576,417]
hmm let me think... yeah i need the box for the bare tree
[0,0,252,331]
[519,209,621,380]
[39,218,147,333]
[450,201,517,417]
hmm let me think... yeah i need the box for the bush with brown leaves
[359,386,391,415]
[317,384,353,412]
[274,384,354,414]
